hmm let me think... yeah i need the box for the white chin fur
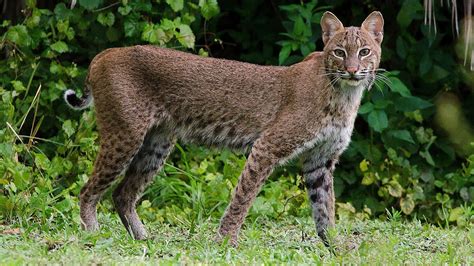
[341,79,363,87]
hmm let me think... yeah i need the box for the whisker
[375,72,390,80]
[375,74,390,83]
[375,74,392,85]
[327,76,340,90]
[315,72,334,77]
[374,74,392,91]
[373,78,384,91]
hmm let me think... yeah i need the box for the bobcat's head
[321,11,384,88]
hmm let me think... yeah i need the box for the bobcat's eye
[333,49,346,58]
[359,48,370,57]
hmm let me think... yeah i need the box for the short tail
[64,85,93,110]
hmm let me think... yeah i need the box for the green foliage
[0,0,218,225]
[199,0,220,20]
[277,0,324,65]
[0,0,473,231]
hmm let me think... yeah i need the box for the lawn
[1,214,472,265]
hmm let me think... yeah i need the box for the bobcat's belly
[281,123,354,165]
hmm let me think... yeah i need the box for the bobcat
[65,11,383,246]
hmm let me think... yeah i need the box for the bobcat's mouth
[343,79,363,86]
[345,76,364,81]
[335,69,367,81]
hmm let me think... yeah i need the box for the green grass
[1,214,472,265]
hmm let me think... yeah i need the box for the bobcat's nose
[346,66,358,74]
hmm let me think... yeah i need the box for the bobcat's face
[321,12,384,88]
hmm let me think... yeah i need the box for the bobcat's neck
[332,80,366,112]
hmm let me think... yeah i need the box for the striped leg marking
[303,158,336,245]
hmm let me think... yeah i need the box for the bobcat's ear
[361,11,384,44]
[321,12,344,45]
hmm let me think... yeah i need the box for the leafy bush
[0,0,472,228]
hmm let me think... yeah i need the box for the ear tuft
[320,11,344,45]
[361,11,384,44]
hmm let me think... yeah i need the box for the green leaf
[118,5,132,15]
[78,0,103,10]
[54,3,73,20]
[367,110,388,132]
[358,102,374,114]
[50,41,69,53]
[389,130,415,144]
[425,65,450,82]
[388,180,403,198]
[395,96,432,112]
[388,76,411,97]
[396,37,407,59]
[199,0,220,20]
[420,170,434,183]
[26,0,36,8]
[62,120,75,137]
[400,195,415,214]
[124,18,140,37]
[448,207,464,222]
[34,153,51,171]
[413,185,425,200]
[396,0,423,28]
[293,16,305,36]
[6,25,31,47]
[420,150,435,166]
[26,9,41,28]
[141,200,152,208]
[0,143,13,158]
[279,45,291,65]
[97,12,115,27]
[166,0,184,12]
[176,24,195,48]
[160,18,176,31]
[436,193,450,203]
[469,187,474,202]
[364,197,385,213]
[419,53,432,76]
[142,23,159,43]
[11,81,26,92]
[300,43,311,57]
[361,173,375,185]
[373,99,391,109]
[198,48,209,57]
[359,159,369,172]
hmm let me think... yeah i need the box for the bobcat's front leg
[302,154,337,245]
[218,137,282,246]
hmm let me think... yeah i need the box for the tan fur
[66,11,384,246]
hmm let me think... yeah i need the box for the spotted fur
[66,11,383,246]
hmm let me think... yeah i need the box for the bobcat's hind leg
[302,153,336,246]
[112,126,175,240]
[80,130,146,232]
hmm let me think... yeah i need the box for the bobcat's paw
[80,217,99,231]
[214,232,239,247]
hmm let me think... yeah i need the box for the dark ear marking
[361,11,384,44]
[320,11,344,45]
